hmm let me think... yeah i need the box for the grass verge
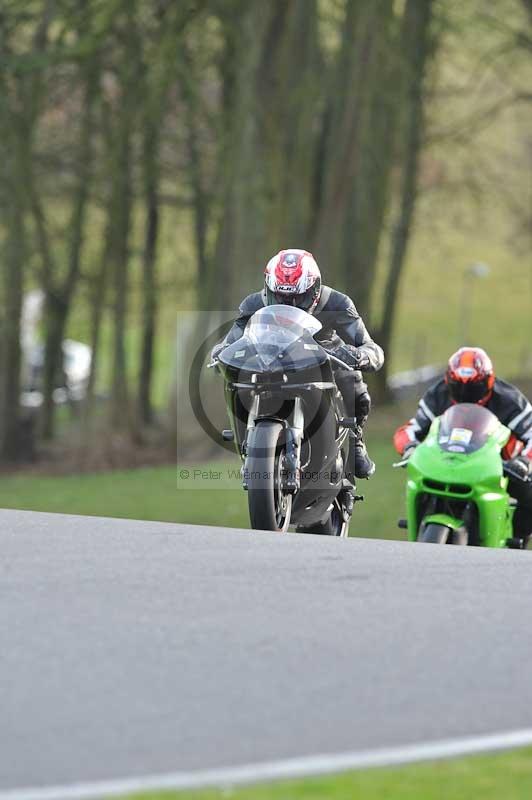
[123,746,532,800]
[0,465,177,523]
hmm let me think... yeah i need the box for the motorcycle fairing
[219,305,328,374]
[406,404,514,547]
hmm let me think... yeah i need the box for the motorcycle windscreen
[438,403,499,454]
[221,305,327,373]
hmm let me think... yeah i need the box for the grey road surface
[1,509,531,793]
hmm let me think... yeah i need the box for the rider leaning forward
[211,249,384,483]
[394,347,532,545]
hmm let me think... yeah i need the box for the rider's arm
[503,386,532,463]
[223,314,249,346]
[211,314,247,360]
[335,298,384,372]
[210,293,261,358]
[393,382,444,454]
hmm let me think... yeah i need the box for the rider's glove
[506,456,532,482]
[210,342,226,362]
[351,348,370,370]
[334,344,370,370]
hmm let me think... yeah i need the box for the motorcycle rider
[211,249,384,481]
[394,346,532,544]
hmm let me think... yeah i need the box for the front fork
[241,396,303,495]
[284,397,304,494]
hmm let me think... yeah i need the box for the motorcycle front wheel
[246,420,292,532]
[418,523,468,545]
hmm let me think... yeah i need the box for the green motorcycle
[396,402,529,547]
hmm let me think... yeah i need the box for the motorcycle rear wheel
[296,502,348,537]
[247,420,292,532]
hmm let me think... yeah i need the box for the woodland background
[0,0,531,526]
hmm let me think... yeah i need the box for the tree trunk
[0,19,32,461]
[109,5,139,431]
[375,0,436,399]
[211,2,272,309]
[41,297,65,439]
[138,123,160,426]
[177,42,210,288]
[1,198,26,460]
[338,0,400,318]
[83,225,112,428]
[312,0,386,277]
[41,53,99,438]
[258,0,322,246]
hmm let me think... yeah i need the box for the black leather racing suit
[216,285,384,432]
[403,378,532,539]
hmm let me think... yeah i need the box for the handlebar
[392,458,410,469]
[327,353,355,371]
[208,352,361,372]
[503,461,532,483]
[391,455,532,480]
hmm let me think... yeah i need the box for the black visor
[265,280,320,312]
[448,378,490,404]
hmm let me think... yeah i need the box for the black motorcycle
[211,305,361,535]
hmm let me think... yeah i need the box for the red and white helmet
[264,249,322,313]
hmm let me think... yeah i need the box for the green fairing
[405,413,515,547]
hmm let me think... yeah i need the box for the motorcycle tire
[247,420,292,533]
[296,503,348,537]
[418,523,468,544]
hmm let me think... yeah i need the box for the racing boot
[346,427,375,481]
[512,505,532,549]
[342,486,355,517]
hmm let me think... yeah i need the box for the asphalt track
[1,509,532,798]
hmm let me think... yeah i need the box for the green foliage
[1,0,531,465]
